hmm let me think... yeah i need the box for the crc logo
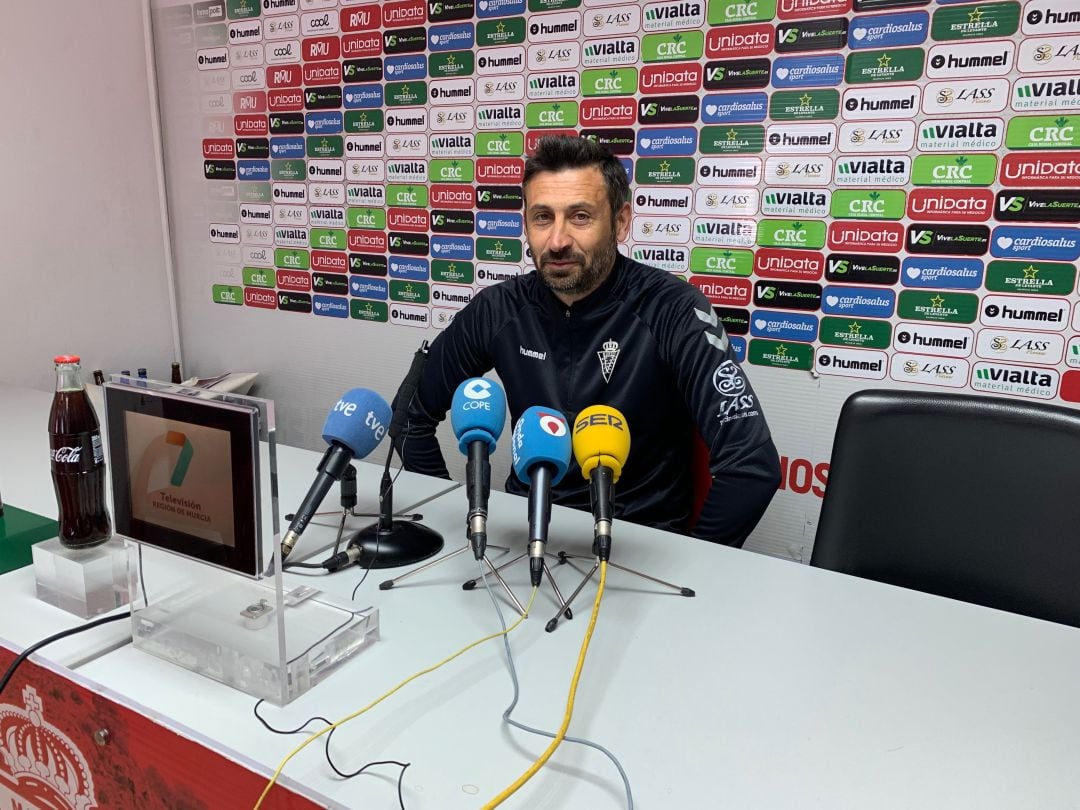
[538,412,568,436]
[464,378,492,399]
[713,359,746,395]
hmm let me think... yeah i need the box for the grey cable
[477,559,634,809]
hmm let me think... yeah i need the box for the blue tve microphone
[451,378,507,560]
[511,406,572,586]
[281,388,392,560]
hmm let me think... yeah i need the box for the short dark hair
[523,135,630,221]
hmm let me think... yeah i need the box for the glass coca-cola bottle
[48,355,111,548]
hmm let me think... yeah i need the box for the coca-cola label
[50,432,104,471]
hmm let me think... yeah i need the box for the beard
[535,232,618,298]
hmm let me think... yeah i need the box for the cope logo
[463,378,492,400]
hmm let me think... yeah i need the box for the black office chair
[811,389,1080,629]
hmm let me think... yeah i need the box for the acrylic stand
[32,537,129,618]
[108,378,380,705]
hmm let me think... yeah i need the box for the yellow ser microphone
[572,405,630,561]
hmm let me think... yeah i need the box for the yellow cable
[483,560,608,809]
[253,586,539,810]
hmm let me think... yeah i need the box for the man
[399,136,779,547]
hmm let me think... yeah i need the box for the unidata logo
[999,151,1080,185]
[847,10,928,48]
[828,221,905,251]
[705,23,774,57]
[902,257,983,289]
[907,189,993,222]
[755,248,825,280]
[691,276,753,306]
[778,0,851,21]
[639,64,703,94]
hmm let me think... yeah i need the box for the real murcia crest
[598,339,620,383]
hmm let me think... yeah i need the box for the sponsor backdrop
[152,0,1080,560]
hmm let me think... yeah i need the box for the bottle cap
[53,355,80,364]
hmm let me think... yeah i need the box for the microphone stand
[344,342,445,569]
[541,467,695,633]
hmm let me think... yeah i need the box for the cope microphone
[281,388,392,561]
[511,406,572,586]
[451,377,507,560]
[572,406,630,562]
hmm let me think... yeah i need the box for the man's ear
[614,202,631,242]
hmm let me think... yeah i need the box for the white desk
[0,382,458,666]
[76,483,1080,809]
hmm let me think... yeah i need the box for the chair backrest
[811,389,1080,628]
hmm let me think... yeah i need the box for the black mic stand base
[345,520,444,569]
[543,550,695,633]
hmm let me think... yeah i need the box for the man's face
[523,166,631,303]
